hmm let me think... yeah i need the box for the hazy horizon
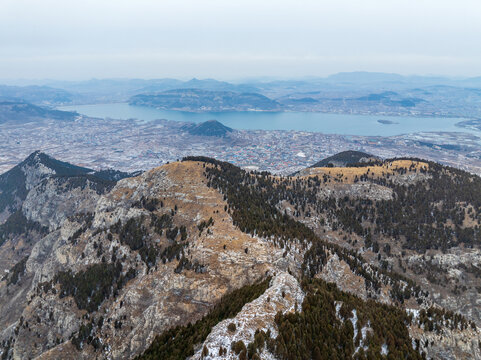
[1,0,481,80]
[1,71,480,85]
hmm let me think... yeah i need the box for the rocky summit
[0,152,480,359]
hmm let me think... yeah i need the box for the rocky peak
[0,151,91,216]
[0,153,135,274]
[1,151,135,218]
[20,151,91,183]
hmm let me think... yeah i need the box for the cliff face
[0,155,480,359]
[0,151,133,273]
[22,176,103,230]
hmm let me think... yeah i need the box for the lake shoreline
[58,102,479,137]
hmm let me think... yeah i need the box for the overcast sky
[1,0,481,80]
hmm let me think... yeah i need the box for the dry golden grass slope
[298,160,429,183]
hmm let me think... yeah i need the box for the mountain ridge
[0,153,480,359]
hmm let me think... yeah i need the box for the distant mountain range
[22,72,481,94]
[129,89,283,112]
[2,72,481,116]
[0,85,74,105]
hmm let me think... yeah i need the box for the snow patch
[406,308,420,320]
[335,301,342,320]
[350,309,358,342]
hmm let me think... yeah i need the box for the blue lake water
[58,103,478,137]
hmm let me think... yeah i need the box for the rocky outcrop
[409,314,481,359]
[318,253,368,300]
[315,182,393,201]
[22,177,102,230]
[191,272,304,360]
[407,248,481,327]
[21,155,56,191]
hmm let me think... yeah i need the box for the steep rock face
[0,151,129,274]
[1,150,131,223]
[21,157,56,191]
[0,150,88,215]
[0,230,67,358]
[0,230,44,274]
[408,248,481,326]
[318,253,368,300]
[316,253,399,306]
[22,177,102,230]
[0,152,47,221]
[410,317,481,359]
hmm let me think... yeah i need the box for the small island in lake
[455,119,481,131]
[377,119,399,125]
